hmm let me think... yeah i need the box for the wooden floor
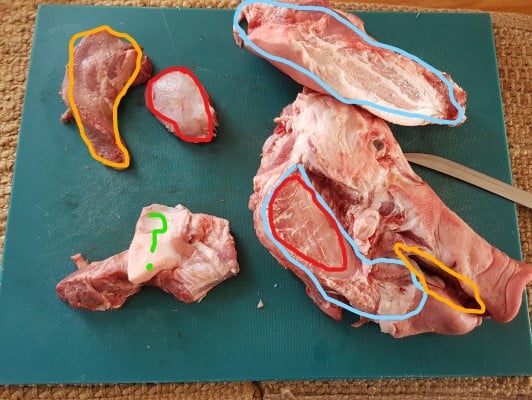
[337,0,532,14]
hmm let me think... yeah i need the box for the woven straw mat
[0,0,530,399]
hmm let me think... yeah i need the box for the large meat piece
[57,205,239,311]
[60,30,152,166]
[234,0,466,126]
[249,90,532,337]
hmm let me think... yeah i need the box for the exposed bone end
[71,253,90,270]
[60,108,74,123]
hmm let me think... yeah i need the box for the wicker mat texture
[0,0,530,398]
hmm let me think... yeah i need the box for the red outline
[268,174,348,272]
[145,66,215,143]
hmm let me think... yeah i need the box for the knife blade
[404,153,532,209]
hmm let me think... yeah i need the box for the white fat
[151,71,210,138]
[127,205,191,284]
[352,208,380,253]
[294,28,443,125]
[376,282,418,319]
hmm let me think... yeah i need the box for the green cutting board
[1,5,530,384]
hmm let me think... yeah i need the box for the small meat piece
[249,90,532,337]
[56,205,239,311]
[234,0,466,126]
[56,251,141,311]
[145,67,218,142]
[60,30,153,166]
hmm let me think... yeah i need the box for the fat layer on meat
[128,204,240,299]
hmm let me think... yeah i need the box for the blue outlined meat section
[261,163,428,321]
[233,0,465,125]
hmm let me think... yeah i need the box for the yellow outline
[68,25,143,169]
[393,243,486,314]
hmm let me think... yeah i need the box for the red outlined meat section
[145,66,215,143]
[268,174,348,272]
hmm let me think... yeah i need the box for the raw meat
[56,205,239,311]
[249,90,532,337]
[146,67,218,142]
[234,0,467,126]
[127,204,239,290]
[60,30,153,165]
[56,251,141,311]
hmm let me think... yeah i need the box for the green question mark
[145,212,168,271]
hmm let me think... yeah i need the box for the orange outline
[393,243,486,314]
[67,25,143,169]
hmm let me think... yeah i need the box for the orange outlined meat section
[394,243,486,315]
[66,25,143,169]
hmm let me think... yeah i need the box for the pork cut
[249,90,532,337]
[56,251,141,311]
[60,30,153,166]
[145,67,218,142]
[57,205,239,311]
[127,204,240,300]
[234,0,467,126]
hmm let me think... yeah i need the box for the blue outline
[261,164,428,321]
[234,0,465,125]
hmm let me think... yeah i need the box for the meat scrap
[60,29,153,167]
[57,251,140,311]
[234,0,466,126]
[146,67,218,142]
[57,205,239,311]
[249,90,532,337]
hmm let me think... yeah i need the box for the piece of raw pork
[57,205,239,310]
[249,90,532,337]
[60,30,152,166]
[234,0,466,126]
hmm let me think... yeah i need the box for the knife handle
[404,153,532,210]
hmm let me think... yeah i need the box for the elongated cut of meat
[234,0,467,126]
[60,30,153,166]
[146,67,218,142]
[56,205,239,311]
[249,90,532,337]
